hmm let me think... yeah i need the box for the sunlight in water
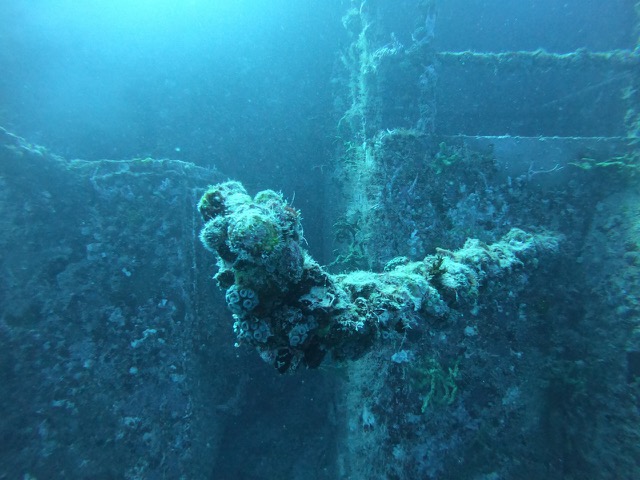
[28,0,276,40]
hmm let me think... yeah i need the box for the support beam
[198,181,561,373]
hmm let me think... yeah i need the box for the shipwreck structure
[1,1,639,479]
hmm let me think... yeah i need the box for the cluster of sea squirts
[198,181,334,371]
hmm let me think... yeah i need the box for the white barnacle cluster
[288,320,317,347]
[233,317,273,345]
[225,285,259,315]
